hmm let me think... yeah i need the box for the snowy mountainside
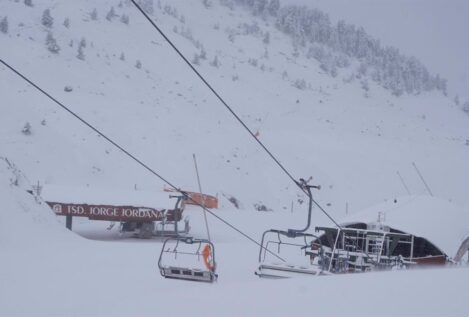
[1,0,469,219]
[1,157,469,317]
[1,2,469,316]
[290,0,469,104]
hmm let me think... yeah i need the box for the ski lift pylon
[158,237,218,283]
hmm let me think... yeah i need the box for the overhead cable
[129,0,341,228]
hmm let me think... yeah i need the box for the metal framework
[255,179,327,278]
[158,237,218,283]
[313,225,416,273]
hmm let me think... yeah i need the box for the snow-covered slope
[1,1,469,315]
[1,0,468,217]
[0,159,469,316]
[1,158,468,317]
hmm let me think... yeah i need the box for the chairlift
[255,178,326,278]
[158,237,218,283]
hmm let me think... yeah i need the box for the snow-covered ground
[1,159,468,317]
[1,0,468,316]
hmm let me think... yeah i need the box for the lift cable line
[0,58,285,263]
[130,0,340,229]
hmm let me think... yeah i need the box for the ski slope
[1,0,469,316]
[1,159,468,317]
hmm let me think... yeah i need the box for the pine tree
[63,18,70,28]
[106,7,116,21]
[293,79,306,90]
[199,48,207,60]
[24,0,33,7]
[22,122,32,135]
[210,55,220,67]
[267,0,280,16]
[282,70,288,80]
[45,32,60,53]
[192,53,200,65]
[120,52,125,61]
[202,0,212,9]
[135,60,142,69]
[263,31,270,44]
[138,0,154,15]
[79,37,87,48]
[42,9,53,28]
[90,8,98,21]
[0,17,8,34]
[77,45,85,60]
[252,0,267,16]
[120,14,130,25]
[463,101,469,113]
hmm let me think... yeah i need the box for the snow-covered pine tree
[463,101,469,113]
[267,0,280,16]
[138,0,154,15]
[135,60,142,69]
[22,122,32,135]
[202,0,212,9]
[77,45,85,61]
[120,14,130,25]
[119,52,125,61]
[210,55,220,67]
[282,70,288,80]
[0,17,8,34]
[192,53,200,65]
[42,9,53,28]
[24,0,33,7]
[63,18,70,28]
[79,37,86,48]
[106,7,116,21]
[293,78,306,90]
[90,8,98,21]
[200,48,207,60]
[45,32,60,53]
[252,0,267,16]
[263,31,270,44]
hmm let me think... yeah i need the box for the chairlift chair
[255,178,326,278]
[256,229,325,278]
[158,237,217,283]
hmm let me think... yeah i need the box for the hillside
[1,0,469,217]
[1,158,468,317]
[1,0,469,316]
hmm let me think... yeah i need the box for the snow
[1,159,468,317]
[41,185,176,209]
[1,0,469,316]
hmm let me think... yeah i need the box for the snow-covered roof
[40,185,176,209]
[339,196,469,258]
